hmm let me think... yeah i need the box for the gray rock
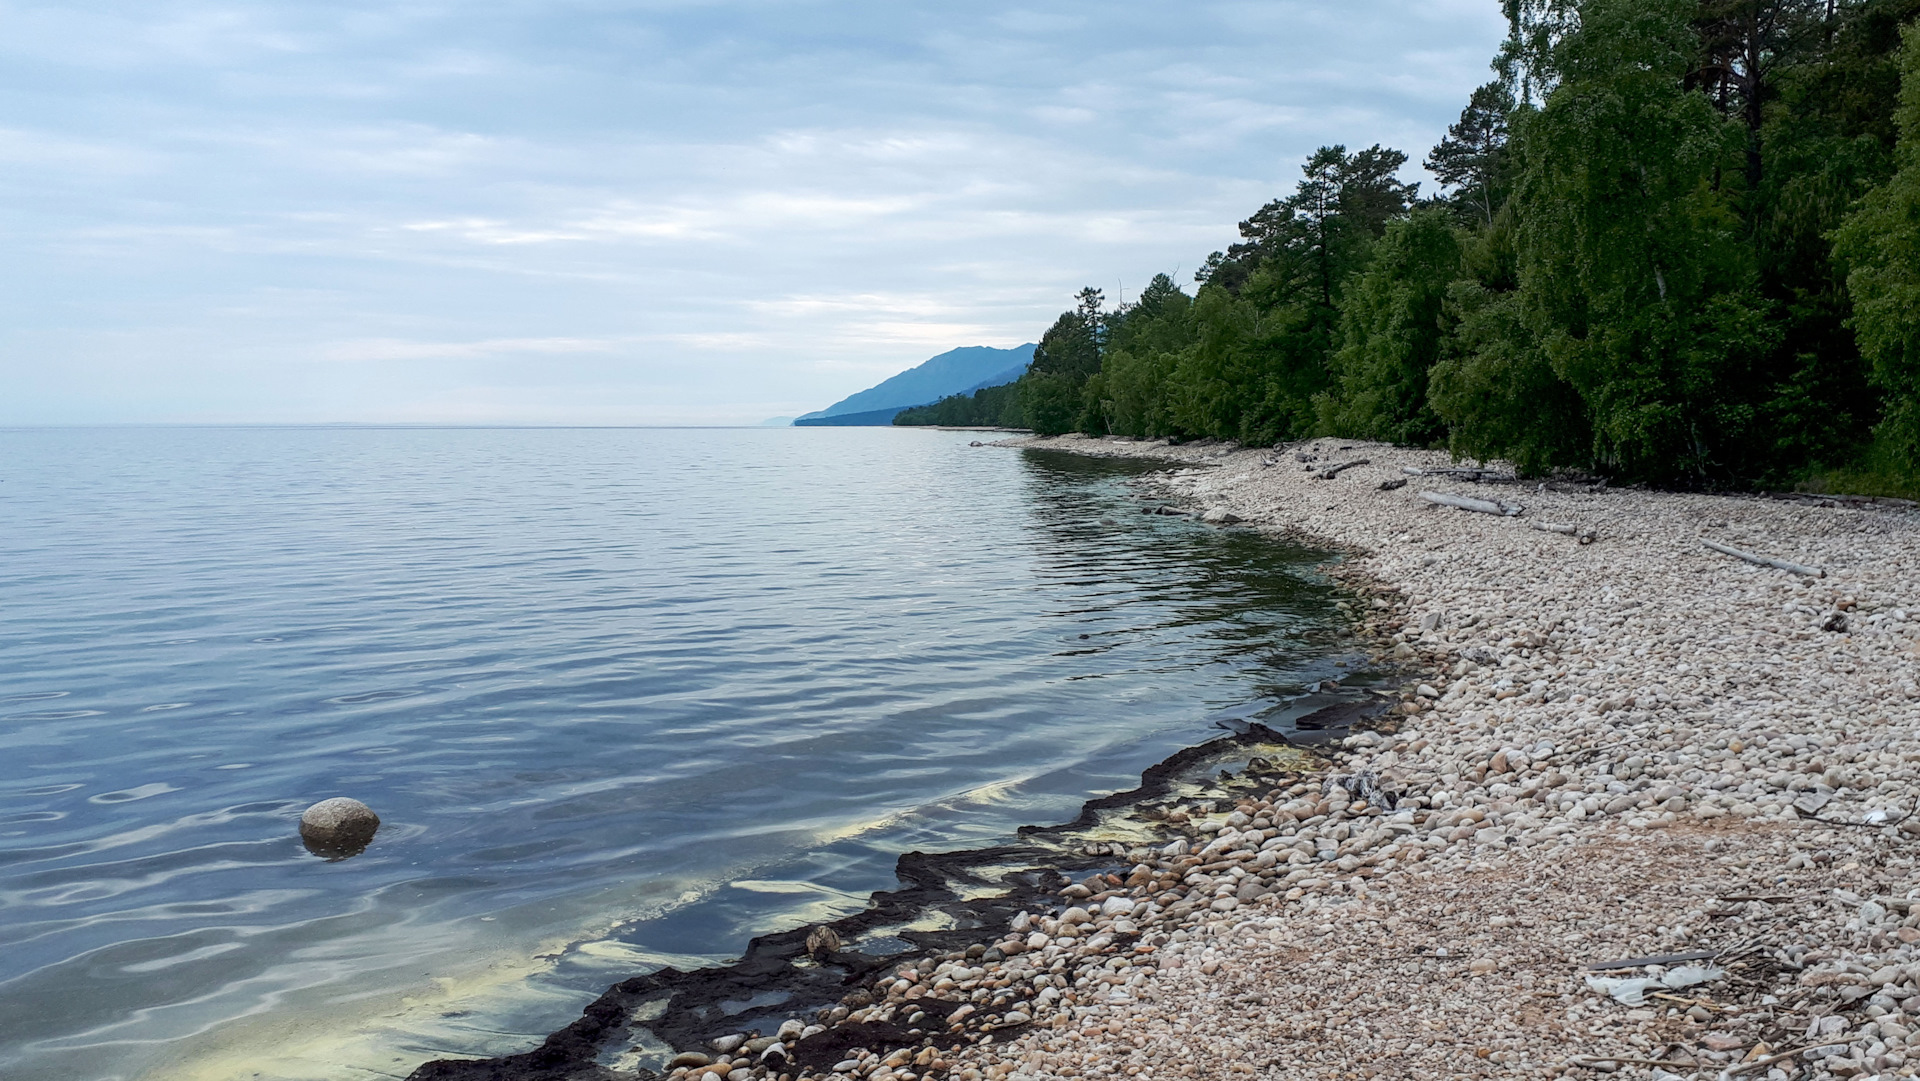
[298,797,379,857]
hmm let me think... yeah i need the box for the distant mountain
[794,344,1035,426]
[791,406,909,427]
[758,416,798,426]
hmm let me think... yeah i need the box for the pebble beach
[654,434,1920,1081]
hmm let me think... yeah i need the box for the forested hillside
[899,0,1920,493]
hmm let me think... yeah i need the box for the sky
[0,1,1511,425]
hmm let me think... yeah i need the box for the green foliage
[985,0,1920,493]
[1028,289,1105,382]
[1429,279,1592,472]
[1014,287,1107,435]
[1019,371,1083,436]
[1833,20,1920,471]
[1163,284,1313,444]
[1319,211,1464,444]
[1091,275,1197,436]
[893,381,1025,427]
[1509,0,1775,480]
[1427,82,1517,225]
[1200,145,1419,302]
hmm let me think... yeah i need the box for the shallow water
[0,427,1355,1080]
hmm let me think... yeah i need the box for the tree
[1020,287,1107,434]
[1429,279,1592,472]
[1027,288,1105,382]
[1319,211,1463,444]
[1098,274,1197,437]
[1427,81,1518,226]
[1689,0,1834,191]
[1501,0,1789,482]
[1198,145,1419,303]
[1832,19,1920,470]
[1496,0,1583,104]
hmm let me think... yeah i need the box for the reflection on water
[0,427,1354,1080]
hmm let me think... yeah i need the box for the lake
[0,426,1356,1080]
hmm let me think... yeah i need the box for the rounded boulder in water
[299,797,380,858]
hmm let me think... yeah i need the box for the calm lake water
[0,427,1356,1080]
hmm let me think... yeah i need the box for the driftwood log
[1420,490,1524,517]
[1401,466,1511,482]
[1316,458,1370,480]
[1530,521,1598,544]
[1702,539,1825,577]
[1761,489,1919,510]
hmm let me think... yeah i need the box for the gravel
[665,435,1920,1081]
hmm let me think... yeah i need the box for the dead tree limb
[1401,466,1510,482]
[1701,539,1825,578]
[1315,458,1370,480]
[1421,491,1524,517]
[1530,521,1598,544]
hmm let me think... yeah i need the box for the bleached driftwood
[1702,539,1825,577]
[1530,521,1599,544]
[1421,490,1524,517]
[1402,466,1509,482]
[1316,458,1370,480]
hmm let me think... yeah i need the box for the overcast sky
[0,0,1509,425]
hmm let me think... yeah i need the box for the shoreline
[415,434,1920,1081]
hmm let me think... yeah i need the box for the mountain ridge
[795,344,1034,425]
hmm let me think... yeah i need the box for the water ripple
[0,427,1358,1080]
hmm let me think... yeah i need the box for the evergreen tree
[1021,288,1107,435]
[1427,82,1518,226]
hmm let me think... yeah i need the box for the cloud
[317,336,625,362]
[0,0,1510,424]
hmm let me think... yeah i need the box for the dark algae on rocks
[406,717,1388,1081]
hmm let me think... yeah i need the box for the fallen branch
[1530,521,1599,544]
[1401,466,1511,482]
[1720,1041,1851,1077]
[1701,539,1825,578]
[1378,478,1407,491]
[1567,1055,1702,1071]
[1421,491,1524,517]
[1647,992,1730,1010]
[1585,949,1721,971]
[1316,458,1370,480]
[1761,490,1919,510]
